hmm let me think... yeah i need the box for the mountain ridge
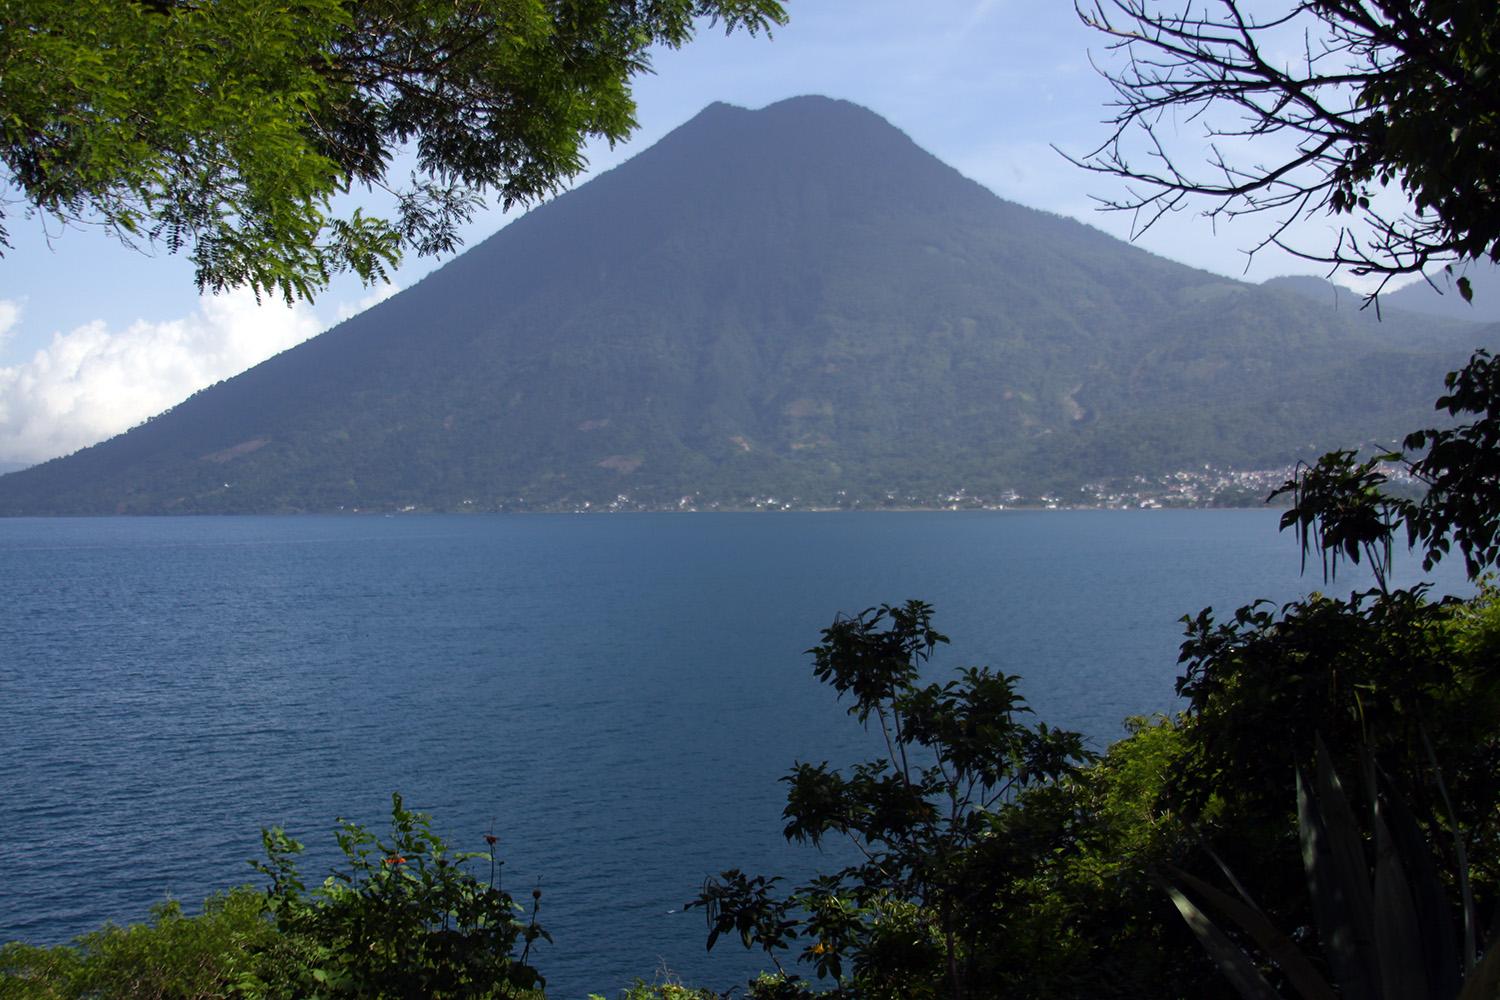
[1,97,1492,514]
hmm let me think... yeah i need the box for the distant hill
[1261,275,1365,313]
[1,96,1494,514]
[1383,263,1500,324]
[1265,265,1500,325]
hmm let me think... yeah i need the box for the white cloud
[0,299,20,346]
[0,289,323,465]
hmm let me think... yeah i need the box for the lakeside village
[680,466,1319,512]
[390,462,1414,513]
[659,462,1420,512]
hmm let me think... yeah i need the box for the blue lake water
[0,511,1467,996]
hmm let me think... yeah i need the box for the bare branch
[1070,0,1500,282]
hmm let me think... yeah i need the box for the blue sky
[0,0,1380,466]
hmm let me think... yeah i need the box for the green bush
[0,887,273,1000]
[1,795,547,1000]
[590,975,726,1000]
[246,792,547,1000]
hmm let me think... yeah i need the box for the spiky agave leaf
[1161,879,1281,1000]
[1165,865,1338,1000]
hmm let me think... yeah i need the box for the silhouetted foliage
[691,601,1089,999]
[1073,0,1500,288]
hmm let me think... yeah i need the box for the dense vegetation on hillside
[1,97,1493,515]
[685,584,1500,998]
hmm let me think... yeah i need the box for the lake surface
[0,511,1465,996]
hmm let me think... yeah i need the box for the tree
[1069,6,1500,995]
[1072,0,1500,295]
[690,602,1087,1000]
[0,0,785,301]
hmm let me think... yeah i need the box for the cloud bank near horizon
[0,291,340,467]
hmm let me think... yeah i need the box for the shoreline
[0,502,1290,518]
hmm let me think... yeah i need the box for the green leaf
[1371,812,1430,998]
[1376,768,1461,996]
[1297,761,1377,1000]
[1161,880,1281,1000]
[1167,866,1338,1000]
[1458,940,1500,1000]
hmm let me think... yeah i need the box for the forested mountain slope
[1,97,1492,513]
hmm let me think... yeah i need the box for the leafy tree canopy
[0,0,785,301]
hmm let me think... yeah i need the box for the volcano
[1,96,1491,514]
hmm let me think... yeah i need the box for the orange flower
[385,855,406,865]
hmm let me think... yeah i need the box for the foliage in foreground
[0,889,274,1000]
[0,794,546,1000]
[689,579,1500,999]
[0,0,786,300]
[689,600,1099,999]
[1164,738,1500,1000]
